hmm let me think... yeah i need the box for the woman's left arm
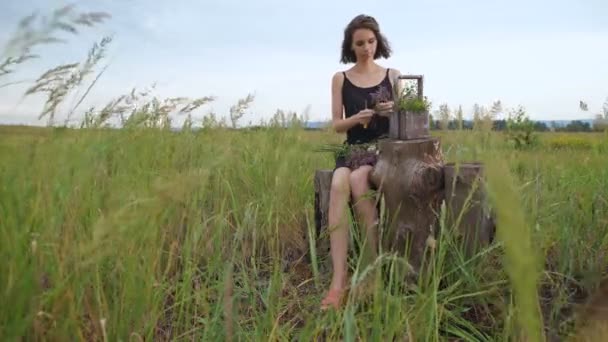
[389,68,403,100]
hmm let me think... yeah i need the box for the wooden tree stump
[312,169,333,268]
[369,137,445,274]
[444,162,496,258]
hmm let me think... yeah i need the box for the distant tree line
[427,117,601,132]
[427,99,608,133]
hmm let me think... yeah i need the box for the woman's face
[351,28,377,62]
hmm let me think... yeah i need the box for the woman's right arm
[330,72,366,133]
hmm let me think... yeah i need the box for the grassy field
[0,124,607,341]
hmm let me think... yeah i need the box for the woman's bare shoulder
[331,70,347,88]
[388,67,402,80]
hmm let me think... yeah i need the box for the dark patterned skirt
[334,142,379,171]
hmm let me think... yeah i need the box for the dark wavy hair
[340,14,392,64]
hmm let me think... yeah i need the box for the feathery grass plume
[179,96,216,114]
[269,108,288,127]
[80,84,150,128]
[438,103,451,130]
[80,84,216,129]
[0,54,39,79]
[63,63,110,126]
[1,5,110,80]
[23,36,113,125]
[583,96,608,132]
[472,103,484,130]
[201,110,227,129]
[267,108,308,128]
[229,93,255,128]
[482,152,545,341]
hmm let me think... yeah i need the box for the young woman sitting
[321,14,402,310]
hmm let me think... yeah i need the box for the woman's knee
[330,167,351,198]
[349,166,372,196]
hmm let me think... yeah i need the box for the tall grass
[1,126,607,340]
[0,125,325,340]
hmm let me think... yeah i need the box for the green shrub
[504,106,538,149]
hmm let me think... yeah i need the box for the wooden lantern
[389,74,430,140]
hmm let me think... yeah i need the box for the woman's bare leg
[349,165,378,258]
[327,167,352,292]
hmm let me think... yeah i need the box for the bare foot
[320,287,347,311]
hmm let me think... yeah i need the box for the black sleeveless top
[342,68,393,145]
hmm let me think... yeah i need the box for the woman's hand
[354,109,374,128]
[374,101,394,117]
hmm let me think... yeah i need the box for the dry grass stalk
[1,5,110,79]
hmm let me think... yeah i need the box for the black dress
[335,68,394,170]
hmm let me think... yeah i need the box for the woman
[321,14,402,310]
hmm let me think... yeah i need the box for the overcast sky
[1,0,607,126]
